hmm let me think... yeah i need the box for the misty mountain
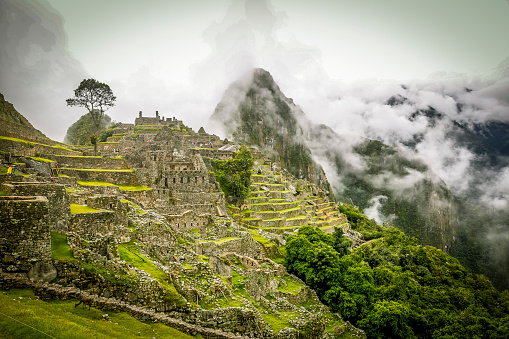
[64,112,112,146]
[0,93,48,142]
[210,68,334,197]
[209,68,509,290]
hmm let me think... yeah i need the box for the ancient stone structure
[2,182,70,232]
[0,196,52,274]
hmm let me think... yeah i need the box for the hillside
[1,91,509,338]
[208,69,509,290]
[64,111,112,145]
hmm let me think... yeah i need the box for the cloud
[0,0,87,141]
[363,195,396,225]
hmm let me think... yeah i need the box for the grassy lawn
[0,289,193,339]
[70,203,102,214]
[51,232,76,262]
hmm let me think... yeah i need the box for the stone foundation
[0,196,51,273]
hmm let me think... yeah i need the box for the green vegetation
[284,210,509,339]
[118,241,185,306]
[64,112,112,145]
[211,146,254,206]
[0,136,74,152]
[0,289,193,339]
[248,229,276,247]
[66,78,116,139]
[70,203,102,214]
[68,168,134,172]
[30,156,54,163]
[50,232,76,262]
[77,180,152,192]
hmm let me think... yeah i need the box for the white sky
[1,0,509,140]
[50,0,509,81]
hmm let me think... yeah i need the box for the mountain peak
[209,69,332,194]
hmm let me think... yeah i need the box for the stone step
[250,174,269,183]
[247,196,269,203]
[249,203,272,212]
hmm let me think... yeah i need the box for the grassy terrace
[51,232,76,262]
[276,276,304,295]
[0,136,75,152]
[286,215,307,221]
[199,237,240,245]
[78,180,152,192]
[0,289,192,339]
[70,203,102,214]
[30,156,54,163]
[63,168,134,172]
[248,229,276,247]
[118,241,185,306]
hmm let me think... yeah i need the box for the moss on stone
[70,203,102,214]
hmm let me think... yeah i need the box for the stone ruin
[0,108,366,338]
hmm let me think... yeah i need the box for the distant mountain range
[210,68,509,290]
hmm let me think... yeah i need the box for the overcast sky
[1,0,508,141]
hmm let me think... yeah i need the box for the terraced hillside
[1,105,366,338]
[238,163,347,235]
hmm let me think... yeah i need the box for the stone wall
[197,233,263,259]
[0,196,51,273]
[161,170,210,192]
[85,195,128,226]
[0,273,250,339]
[171,192,225,205]
[166,210,213,232]
[190,148,234,161]
[166,203,217,216]
[58,168,138,186]
[2,182,70,232]
[0,138,81,156]
[41,154,127,170]
[69,211,130,241]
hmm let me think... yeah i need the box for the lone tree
[66,79,116,137]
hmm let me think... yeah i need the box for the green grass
[241,217,260,221]
[286,215,307,221]
[117,184,152,192]
[199,237,241,245]
[0,289,193,339]
[58,173,70,177]
[70,203,102,214]
[0,136,77,153]
[278,207,301,213]
[30,156,55,163]
[120,199,146,215]
[277,276,303,295]
[65,168,134,172]
[66,187,83,193]
[248,229,276,247]
[260,312,293,334]
[51,232,76,262]
[59,155,102,158]
[118,241,185,306]
[78,180,152,192]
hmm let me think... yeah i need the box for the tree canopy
[66,79,116,136]
[211,146,254,205]
[284,206,509,338]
